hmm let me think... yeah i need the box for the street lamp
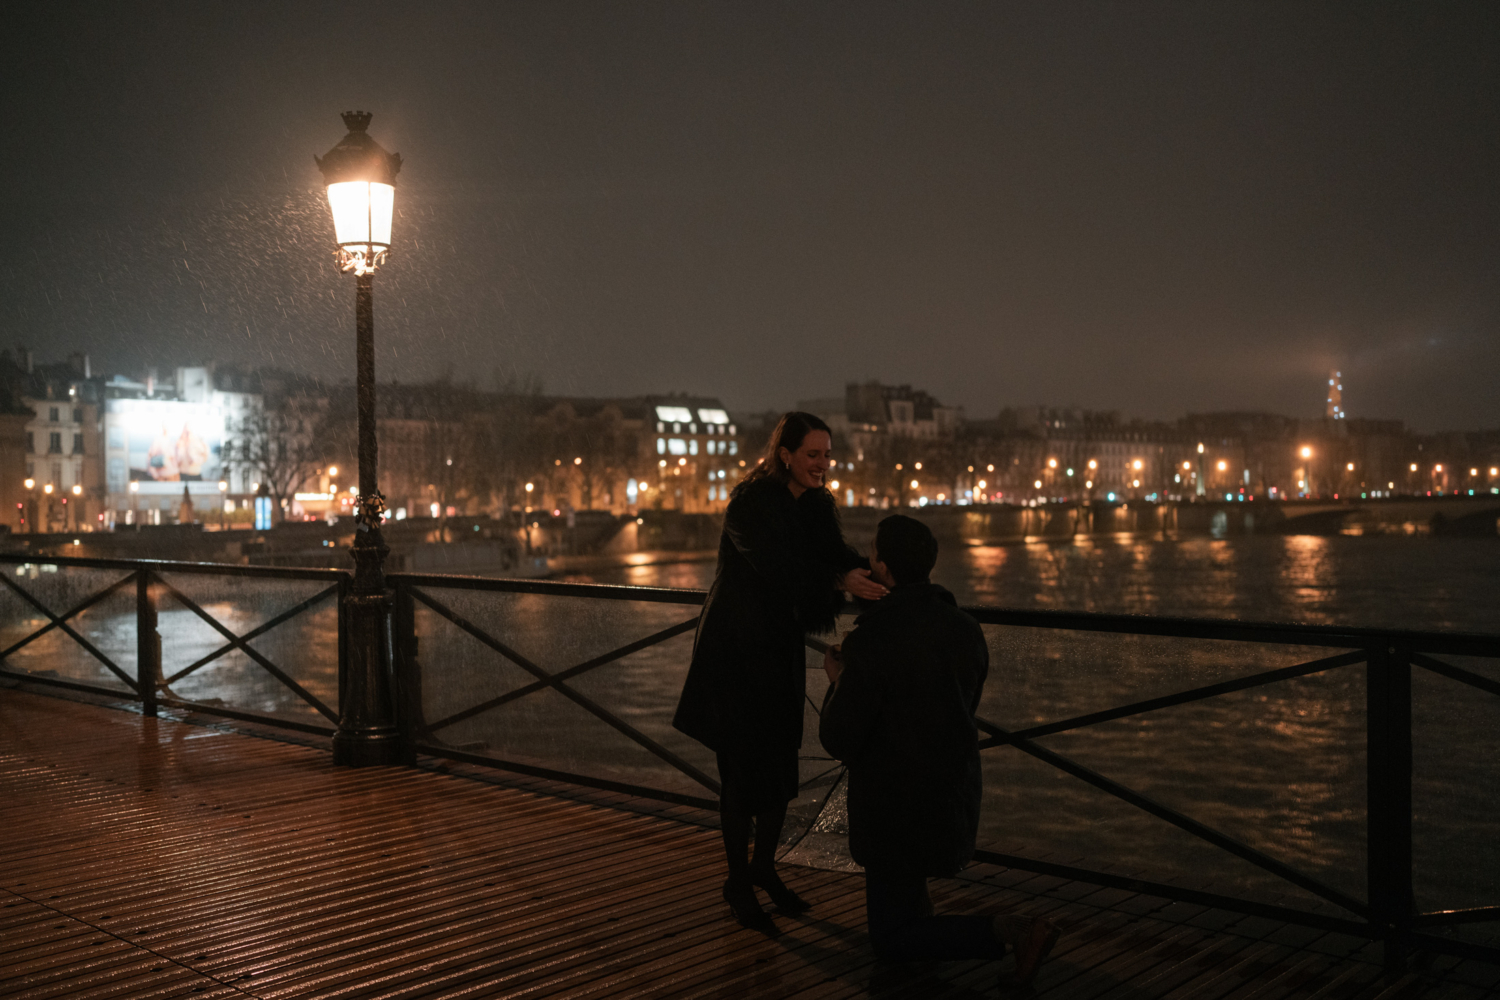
[317,111,407,768]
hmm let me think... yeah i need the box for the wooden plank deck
[2,686,1496,1000]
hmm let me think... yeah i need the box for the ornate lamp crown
[316,111,402,274]
[315,112,402,186]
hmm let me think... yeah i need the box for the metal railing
[1,553,1497,969]
[0,554,345,735]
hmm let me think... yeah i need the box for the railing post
[136,570,159,718]
[391,579,422,753]
[1367,643,1413,972]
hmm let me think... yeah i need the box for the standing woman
[674,411,888,928]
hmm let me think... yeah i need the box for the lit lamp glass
[316,112,402,275]
[23,478,34,489]
[43,484,53,495]
[71,485,82,495]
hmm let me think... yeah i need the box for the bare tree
[224,397,330,523]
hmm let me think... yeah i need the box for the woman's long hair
[737,411,833,491]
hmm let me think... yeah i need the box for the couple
[672,411,1059,983]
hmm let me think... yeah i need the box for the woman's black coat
[672,476,864,759]
[818,582,989,876]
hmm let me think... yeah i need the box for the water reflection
[1279,535,1334,623]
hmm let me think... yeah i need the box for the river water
[3,534,1496,924]
[582,534,1500,921]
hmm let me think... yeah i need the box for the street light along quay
[316,111,410,767]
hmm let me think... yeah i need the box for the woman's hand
[823,644,843,684]
[841,567,889,601]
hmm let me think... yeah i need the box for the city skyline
[6,4,1500,432]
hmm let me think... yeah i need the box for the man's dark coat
[673,476,863,758]
[818,582,989,876]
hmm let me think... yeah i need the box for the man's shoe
[749,865,812,912]
[723,878,776,931]
[1012,916,1060,983]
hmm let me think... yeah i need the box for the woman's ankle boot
[723,877,774,930]
[749,864,811,912]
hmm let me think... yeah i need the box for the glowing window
[668,439,688,456]
[656,437,666,454]
[655,405,693,423]
[697,408,729,425]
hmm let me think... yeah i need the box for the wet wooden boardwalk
[3,687,1497,1000]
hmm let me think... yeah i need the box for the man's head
[870,514,938,588]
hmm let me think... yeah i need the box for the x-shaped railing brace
[411,586,720,795]
[149,573,340,724]
[970,646,1372,917]
[0,571,139,691]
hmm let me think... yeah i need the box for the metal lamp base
[332,729,408,767]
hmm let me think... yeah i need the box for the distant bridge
[839,493,1500,544]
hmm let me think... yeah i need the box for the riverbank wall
[2,494,1493,573]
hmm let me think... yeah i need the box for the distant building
[0,352,37,532]
[374,388,743,521]
[1325,370,1345,421]
[100,366,263,526]
[19,353,103,532]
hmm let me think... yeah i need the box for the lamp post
[317,111,409,767]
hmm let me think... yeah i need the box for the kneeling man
[819,514,1058,982]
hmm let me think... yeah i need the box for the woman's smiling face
[781,430,832,494]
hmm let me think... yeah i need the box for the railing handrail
[387,571,707,606]
[390,571,1500,656]
[7,555,1496,656]
[0,552,349,582]
[960,605,1500,657]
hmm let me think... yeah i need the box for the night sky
[4,2,1498,430]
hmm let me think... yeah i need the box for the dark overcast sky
[3,2,1497,429]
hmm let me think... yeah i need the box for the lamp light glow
[316,112,402,275]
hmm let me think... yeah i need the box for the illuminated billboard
[104,399,226,495]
